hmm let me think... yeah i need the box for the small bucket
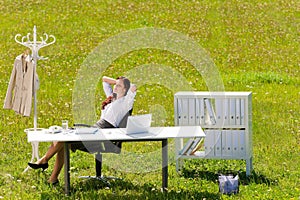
[218,173,239,195]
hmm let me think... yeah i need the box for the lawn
[0,0,299,199]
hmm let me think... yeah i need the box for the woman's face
[113,79,126,98]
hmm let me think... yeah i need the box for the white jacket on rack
[3,54,38,117]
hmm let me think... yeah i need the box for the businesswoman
[28,76,136,185]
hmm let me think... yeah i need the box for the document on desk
[75,127,98,134]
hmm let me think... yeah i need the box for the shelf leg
[246,157,253,176]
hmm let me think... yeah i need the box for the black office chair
[72,109,132,185]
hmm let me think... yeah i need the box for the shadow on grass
[181,168,278,186]
[67,177,220,199]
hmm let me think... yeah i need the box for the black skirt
[94,119,115,129]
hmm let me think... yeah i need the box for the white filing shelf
[174,91,253,176]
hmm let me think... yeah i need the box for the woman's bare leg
[30,142,65,183]
[48,144,65,183]
[37,142,64,164]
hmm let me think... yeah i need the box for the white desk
[27,126,205,195]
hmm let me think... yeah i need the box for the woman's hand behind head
[130,84,137,92]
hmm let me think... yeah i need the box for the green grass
[0,0,299,199]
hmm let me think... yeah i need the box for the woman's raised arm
[102,76,116,85]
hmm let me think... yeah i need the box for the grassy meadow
[0,0,299,199]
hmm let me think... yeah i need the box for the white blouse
[100,82,136,127]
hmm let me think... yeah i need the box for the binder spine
[235,99,241,125]
[240,99,245,126]
[214,130,222,157]
[223,98,229,126]
[204,130,214,157]
[204,98,216,125]
[188,98,196,125]
[178,98,189,125]
[196,98,205,125]
[229,99,236,125]
[232,130,239,157]
[215,98,223,126]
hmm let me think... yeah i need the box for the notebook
[126,114,152,134]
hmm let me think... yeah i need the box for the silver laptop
[126,114,152,134]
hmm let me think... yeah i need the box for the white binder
[221,130,226,157]
[195,98,200,125]
[240,99,245,125]
[223,98,229,126]
[215,98,224,126]
[178,98,189,125]
[199,98,205,125]
[232,130,240,157]
[235,99,241,125]
[179,138,194,155]
[204,130,215,157]
[214,130,222,157]
[224,130,233,157]
[188,98,196,125]
[187,137,202,155]
[229,99,236,125]
[204,98,216,125]
[239,130,246,157]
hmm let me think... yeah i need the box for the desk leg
[162,139,168,191]
[64,143,70,195]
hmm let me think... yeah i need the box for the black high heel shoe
[28,162,49,171]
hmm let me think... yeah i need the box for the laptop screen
[126,114,152,134]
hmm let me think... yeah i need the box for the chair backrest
[118,108,133,128]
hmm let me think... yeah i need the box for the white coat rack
[15,26,55,172]
[15,25,56,129]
